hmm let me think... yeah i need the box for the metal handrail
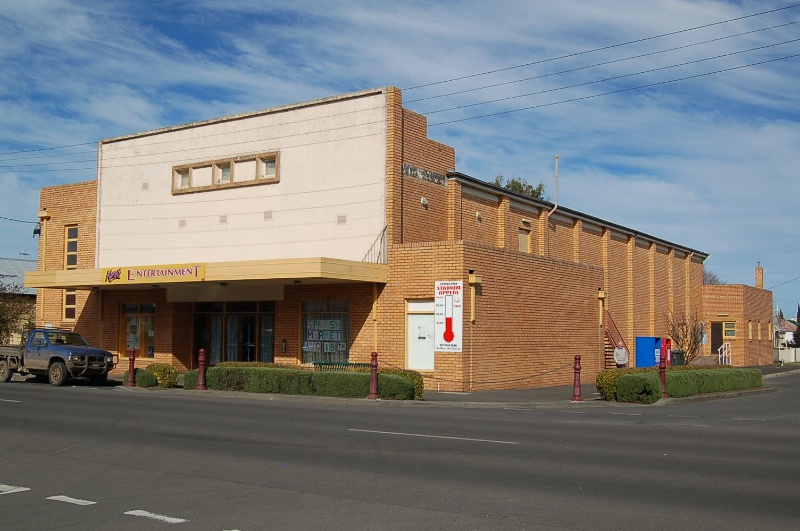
[362,225,388,264]
[717,342,732,365]
[605,310,628,352]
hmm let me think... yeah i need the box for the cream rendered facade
[97,90,387,270]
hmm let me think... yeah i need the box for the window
[724,322,736,338]
[519,228,530,253]
[65,225,78,268]
[748,320,752,341]
[172,152,279,195]
[175,168,190,189]
[63,290,76,320]
[215,162,231,183]
[64,225,78,320]
[259,156,276,179]
[301,300,350,364]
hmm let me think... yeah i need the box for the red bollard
[125,348,136,387]
[659,353,668,398]
[368,351,378,399]
[571,355,582,401]
[196,348,208,391]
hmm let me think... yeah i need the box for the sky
[1,0,799,316]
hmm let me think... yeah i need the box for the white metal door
[407,311,435,371]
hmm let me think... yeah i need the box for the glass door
[260,314,275,363]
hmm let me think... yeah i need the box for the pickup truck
[0,329,116,386]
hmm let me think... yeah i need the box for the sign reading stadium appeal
[434,281,463,352]
[102,263,206,285]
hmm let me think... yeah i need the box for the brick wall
[36,181,97,333]
[702,283,772,366]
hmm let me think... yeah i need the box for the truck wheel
[0,360,12,383]
[48,361,68,387]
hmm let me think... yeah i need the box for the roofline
[448,171,709,259]
[99,86,394,145]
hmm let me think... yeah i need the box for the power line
[769,275,800,289]
[403,3,800,90]
[422,38,800,116]
[429,52,800,127]
[0,216,38,224]
[3,44,798,173]
[406,19,800,104]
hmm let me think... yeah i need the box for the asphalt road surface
[1,374,799,530]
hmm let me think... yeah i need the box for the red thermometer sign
[435,281,463,352]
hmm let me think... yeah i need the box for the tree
[494,174,546,200]
[794,326,800,351]
[666,309,704,364]
[703,269,723,285]
[0,280,35,345]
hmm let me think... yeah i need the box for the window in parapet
[172,152,279,195]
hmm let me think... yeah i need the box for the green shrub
[122,368,159,388]
[377,373,415,400]
[596,367,652,400]
[354,366,424,399]
[182,366,414,399]
[183,369,198,390]
[666,368,761,398]
[615,372,662,404]
[145,363,178,388]
[313,371,368,397]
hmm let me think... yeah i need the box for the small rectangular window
[724,322,736,338]
[260,157,276,178]
[216,162,231,183]
[64,289,77,320]
[65,225,78,270]
[174,168,190,188]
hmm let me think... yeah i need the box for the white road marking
[0,484,30,495]
[124,510,188,524]
[732,417,766,421]
[612,412,642,416]
[47,495,97,506]
[0,399,21,403]
[349,429,517,445]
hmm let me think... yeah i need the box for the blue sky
[1,0,799,316]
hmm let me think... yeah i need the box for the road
[1,374,799,530]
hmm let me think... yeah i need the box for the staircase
[604,311,628,369]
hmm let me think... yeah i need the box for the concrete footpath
[110,364,800,409]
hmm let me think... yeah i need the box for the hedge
[596,364,733,401]
[613,368,762,403]
[122,368,159,388]
[182,366,415,400]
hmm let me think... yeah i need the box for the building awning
[25,257,387,291]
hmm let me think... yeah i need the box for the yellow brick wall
[382,241,604,391]
[460,194,499,246]
[36,181,97,335]
[702,283,772,366]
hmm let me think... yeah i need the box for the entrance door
[225,315,257,362]
[407,300,435,371]
[711,322,723,357]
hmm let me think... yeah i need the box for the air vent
[141,182,149,191]
[219,215,227,225]
[178,219,186,228]
[264,211,273,221]
[337,215,347,225]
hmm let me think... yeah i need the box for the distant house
[774,318,798,363]
[0,257,37,344]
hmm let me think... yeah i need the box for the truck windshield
[46,332,89,347]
